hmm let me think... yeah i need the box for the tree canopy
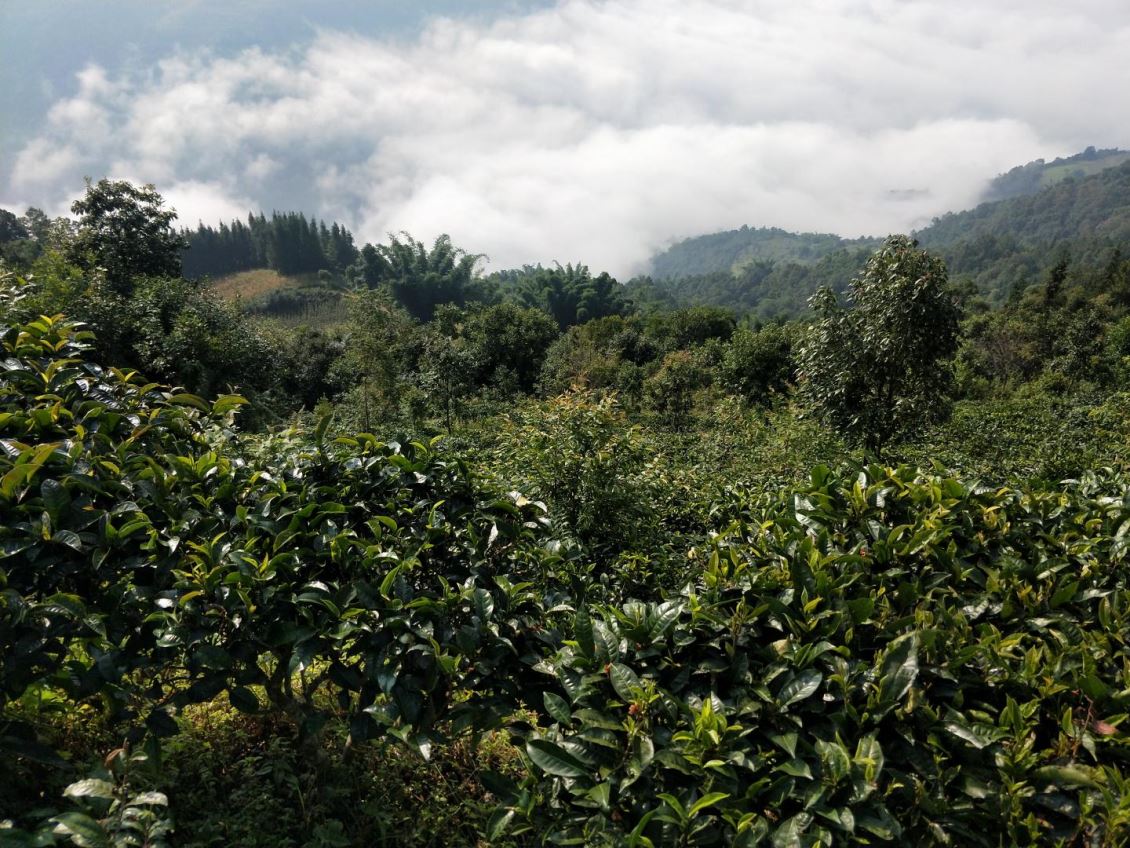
[68,179,186,294]
[797,235,962,455]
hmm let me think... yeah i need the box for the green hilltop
[647,226,880,279]
[982,146,1130,203]
[634,152,1130,317]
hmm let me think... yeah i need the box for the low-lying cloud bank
[5,0,1129,276]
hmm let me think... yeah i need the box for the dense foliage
[3,318,1130,845]
[982,146,1130,203]
[6,169,1130,845]
[648,226,879,280]
[69,180,186,296]
[183,212,360,280]
[798,236,962,455]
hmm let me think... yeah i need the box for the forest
[3,163,1130,847]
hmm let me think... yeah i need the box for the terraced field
[209,269,350,327]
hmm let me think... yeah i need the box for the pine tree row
[182,212,360,279]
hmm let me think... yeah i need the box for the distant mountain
[628,245,877,320]
[917,158,1130,249]
[910,157,1130,303]
[982,146,1130,203]
[635,157,1130,317]
[647,226,880,279]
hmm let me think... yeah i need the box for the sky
[2,0,1128,276]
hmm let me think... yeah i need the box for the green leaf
[776,758,813,779]
[688,792,730,818]
[544,692,573,725]
[63,779,115,801]
[767,731,798,758]
[527,739,590,779]
[472,587,494,621]
[778,669,822,706]
[771,812,813,848]
[647,601,681,642]
[169,392,209,411]
[586,782,611,811]
[1,464,34,498]
[486,808,515,840]
[857,808,901,840]
[846,597,874,623]
[575,608,595,660]
[656,793,687,824]
[944,720,994,750]
[41,478,69,514]
[1050,580,1080,609]
[854,734,884,782]
[229,686,260,713]
[815,738,851,783]
[628,734,655,780]
[314,413,332,447]
[627,809,658,847]
[609,663,642,701]
[877,632,919,706]
[379,564,402,598]
[145,708,179,737]
[51,530,84,552]
[49,812,110,848]
[212,395,248,416]
[1034,765,1100,788]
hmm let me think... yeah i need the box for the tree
[338,289,422,428]
[0,209,27,244]
[460,302,560,394]
[69,179,186,294]
[797,235,961,456]
[416,329,476,430]
[718,323,794,405]
[644,348,712,424]
[357,233,483,322]
[508,263,631,330]
[645,306,736,351]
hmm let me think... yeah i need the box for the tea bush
[504,465,1130,845]
[4,316,1130,846]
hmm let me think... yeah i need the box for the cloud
[5,0,1130,276]
[161,180,258,228]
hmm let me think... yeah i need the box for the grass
[1041,151,1130,187]
[210,269,351,329]
[209,269,298,302]
[251,301,351,330]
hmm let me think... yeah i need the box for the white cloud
[5,0,1130,275]
[10,139,83,194]
[161,180,258,228]
[245,153,281,182]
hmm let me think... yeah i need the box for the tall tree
[378,233,483,322]
[797,235,962,456]
[69,179,186,294]
[508,263,631,330]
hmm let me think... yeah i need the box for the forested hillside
[919,158,1130,248]
[182,212,359,279]
[634,156,1130,317]
[982,146,1130,202]
[4,176,1130,846]
[647,226,879,279]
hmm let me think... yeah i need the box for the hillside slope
[210,269,349,328]
[917,159,1130,248]
[982,146,1130,203]
[648,226,879,279]
[637,159,1130,316]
